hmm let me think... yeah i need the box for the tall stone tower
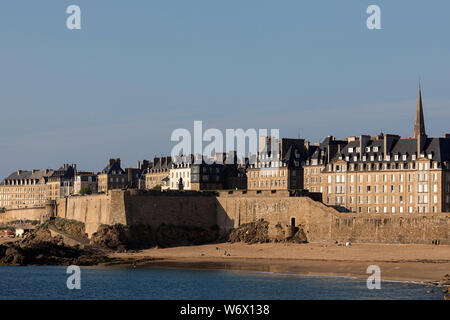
[414,85,427,155]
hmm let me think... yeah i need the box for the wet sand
[110,242,450,283]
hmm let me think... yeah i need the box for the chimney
[327,146,331,163]
[445,134,450,139]
[359,135,370,157]
[109,159,115,167]
[304,140,310,151]
[137,160,141,169]
[383,134,400,156]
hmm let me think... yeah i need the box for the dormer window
[412,155,416,161]
[373,147,379,152]
[394,155,399,161]
[365,147,370,152]
[428,154,433,160]
[403,154,407,161]
[356,147,360,153]
[353,156,358,162]
[348,147,354,153]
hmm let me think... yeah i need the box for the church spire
[414,85,426,139]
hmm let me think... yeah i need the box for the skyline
[1,0,450,178]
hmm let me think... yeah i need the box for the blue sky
[0,0,450,177]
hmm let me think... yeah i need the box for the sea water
[0,266,443,300]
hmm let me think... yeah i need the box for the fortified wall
[218,190,450,244]
[0,207,48,225]
[56,190,218,236]
[2,189,449,244]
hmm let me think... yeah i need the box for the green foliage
[79,186,92,195]
[151,185,162,191]
[54,218,86,238]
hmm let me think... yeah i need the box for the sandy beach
[110,242,450,283]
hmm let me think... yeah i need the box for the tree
[79,186,92,195]
[151,185,161,191]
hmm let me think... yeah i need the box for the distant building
[46,164,76,200]
[247,138,309,190]
[169,153,247,191]
[303,136,347,193]
[97,159,126,192]
[74,172,98,194]
[126,160,151,189]
[304,86,450,214]
[145,157,172,190]
[0,169,53,208]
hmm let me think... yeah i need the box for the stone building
[168,152,245,191]
[0,169,53,209]
[145,157,172,190]
[46,164,76,200]
[74,172,98,194]
[169,154,224,191]
[126,160,151,189]
[247,137,309,190]
[303,136,347,193]
[304,86,450,214]
[97,159,127,193]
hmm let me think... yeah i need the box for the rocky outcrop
[289,228,308,243]
[90,223,222,251]
[91,224,155,251]
[0,228,109,266]
[229,220,270,244]
[229,220,308,244]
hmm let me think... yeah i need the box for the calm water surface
[0,266,442,300]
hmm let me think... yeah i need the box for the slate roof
[101,160,125,175]
[329,137,450,163]
[1,169,54,185]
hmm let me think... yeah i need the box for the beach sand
[110,242,450,283]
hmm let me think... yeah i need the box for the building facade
[46,164,76,200]
[0,169,53,209]
[97,159,127,193]
[145,157,172,190]
[169,155,226,191]
[74,172,98,194]
[247,138,309,190]
[304,87,450,214]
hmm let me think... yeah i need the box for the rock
[290,228,307,244]
[443,287,449,294]
[91,223,221,250]
[444,295,450,301]
[229,221,270,244]
[0,227,110,266]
